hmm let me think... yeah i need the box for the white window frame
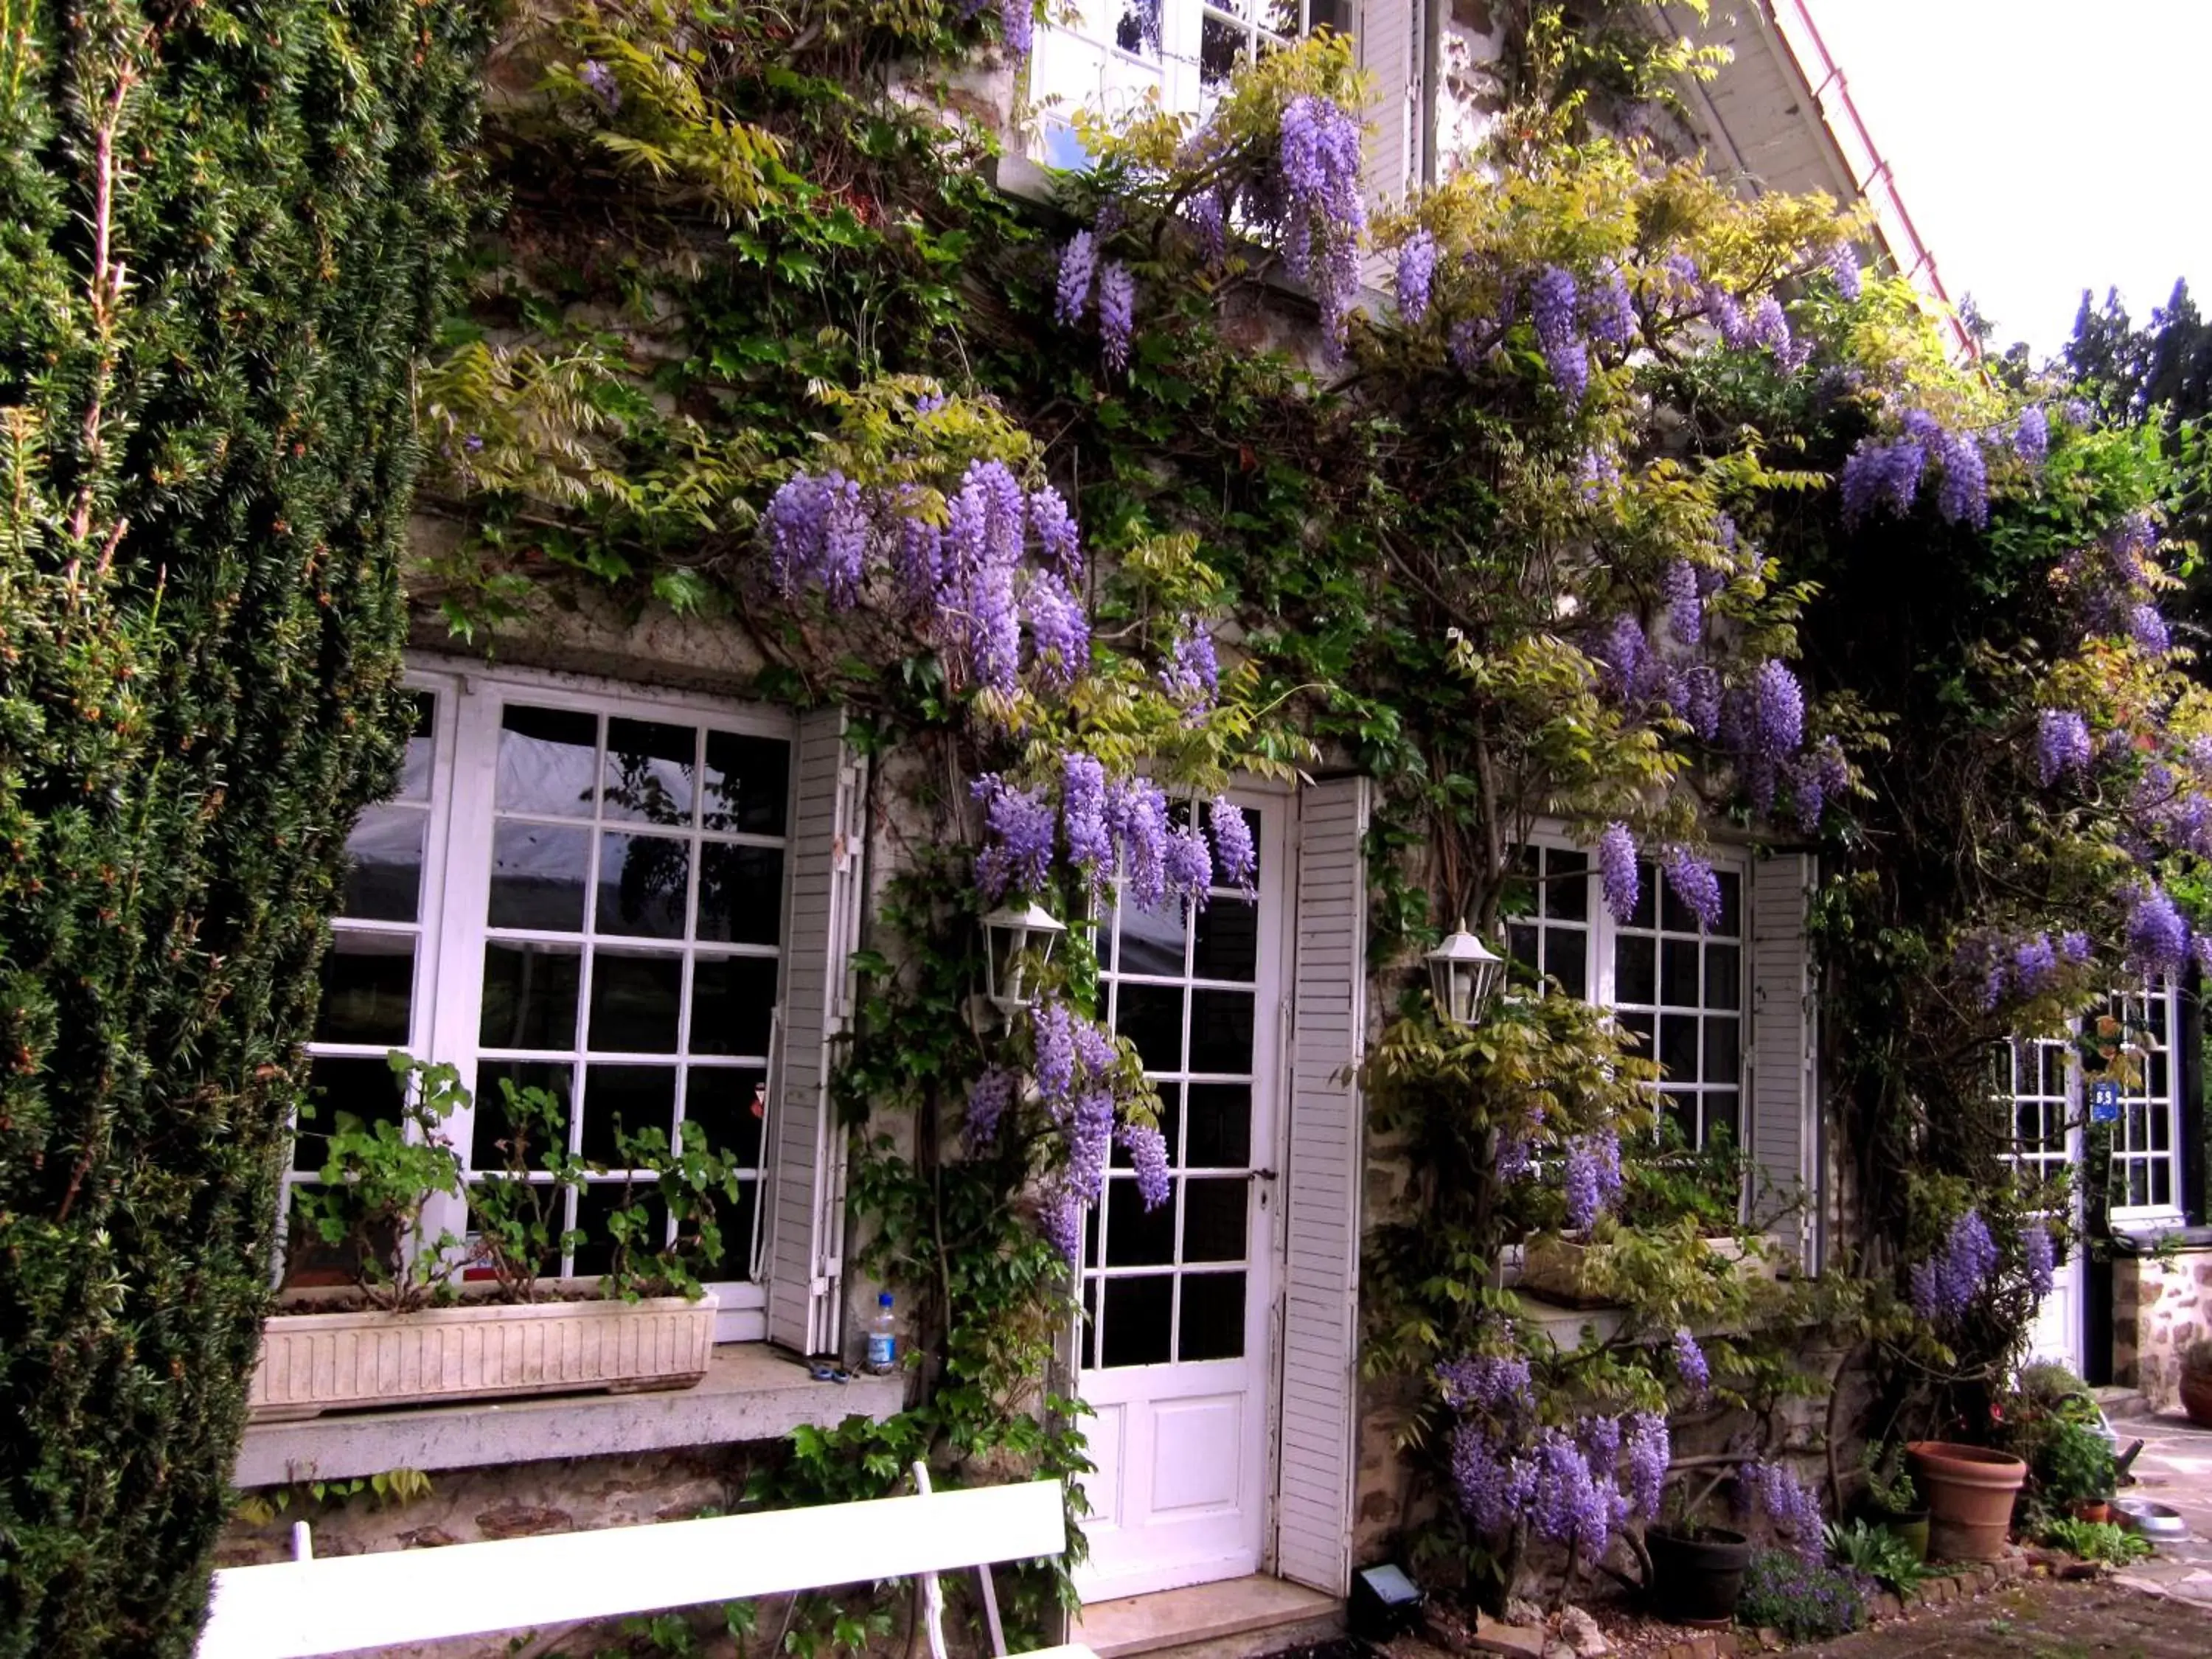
[295,660,802,1345]
[1504,826,1753,1155]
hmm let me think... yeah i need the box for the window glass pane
[1615,937,1657,1005]
[1658,1013,1699,1080]
[1706,1017,1742,1085]
[588,949,684,1053]
[697,844,784,945]
[470,1060,575,1172]
[1181,1178,1248,1262]
[1705,1090,1740,1146]
[295,1055,408,1173]
[1100,1275,1174,1368]
[1660,939,1700,1006]
[1199,11,1244,92]
[1545,928,1588,998]
[1705,944,1741,1009]
[1716,871,1742,936]
[596,832,691,939]
[1545,849,1589,920]
[1115,984,1185,1071]
[1189,990,1254,1074]
[1178,1272,1245,1362]
[498,704,597,815]
[313,934,414,1046]
[580,1064,678,1166]
[1184,1083,1251,1169]
[489,823,591,931]
[1508,922,1540,973]
[689,956,778,1057]
[1618,1011,1655,1064]
[479,942,582,1051]
[397,691,437,802]
[1193,900,1258,982]
[602,718,697,827]
[682,1066,766,1169]
[1116,900,1187,977]
[1627,862,1655,928]
[341,806,426,922]
[703,731,791,836]
[1106,1178,1178,1266]
[571,1184,669,1279]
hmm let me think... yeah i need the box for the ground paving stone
[1786,1579,2205,1657]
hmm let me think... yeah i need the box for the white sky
[1798,0,2212,358]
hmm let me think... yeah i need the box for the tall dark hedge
[0,0,484,1652]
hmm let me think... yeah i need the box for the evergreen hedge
[0,0,484,1652]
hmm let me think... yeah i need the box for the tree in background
[0,1,483,1652]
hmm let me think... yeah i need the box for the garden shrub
[0,0,484,1651]
[1734,1550,1871,1641]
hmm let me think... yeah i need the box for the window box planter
[1519,1233,1785,1309]
[248,1291,717,1421]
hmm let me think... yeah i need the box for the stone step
[1072,1576,1343,1659]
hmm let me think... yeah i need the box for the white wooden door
[1077,794,1285,1601]
[2008,1035,2086,1373]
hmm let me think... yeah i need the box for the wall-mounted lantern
[981,901,1066,1012]
[1425,922,1506,1029]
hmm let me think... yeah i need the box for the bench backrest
[198,1477,1068,1659]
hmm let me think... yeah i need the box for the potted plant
[1860,1443,1929,1561]
[1644,1514,1756,1626]
[1905,1440,2028,1562]
[2034,1419,2117,1523]
[254,1056,739,1420]
[2181,1339,2212,1427]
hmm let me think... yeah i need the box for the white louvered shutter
[763,708,866,1356]
[1275,776,1371,1596]
[1748,853,1817,1269]
[1357,0,1419,215]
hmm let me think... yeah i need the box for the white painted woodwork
[1273,776,1369,1597]
[1077,791,1288,1601]
[1749,853,1817,1267]
[198,1479,1077,1659]
[765,706,863,1355]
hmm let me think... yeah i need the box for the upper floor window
[1998,985,2186,1224]
[1031,1,1356,162]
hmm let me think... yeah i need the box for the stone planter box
[1520,1234,1784,1309]
[248,1294,717,1421]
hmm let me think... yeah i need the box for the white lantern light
[1425,922,1506,1029]
[981,901,1066,1011]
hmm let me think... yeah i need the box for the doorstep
[1071,1576,1342,1659]
[234,1343,903,1487]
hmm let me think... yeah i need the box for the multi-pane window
[468,701,790,1278]
[1505,844,1746,1150]
[1998,987,2185,1222]
[1084,804,1272,1370]
[1030,1,1353,161]
[2107,987,2183,1216]
[286,669,798,1338]
[1998,1034,2074,1196]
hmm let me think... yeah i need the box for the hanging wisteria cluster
[1440,1340,1670,1562]
[1907,1208,2000,1324]
[1735,1459,1827,1565]
[1951,928,2093,1010]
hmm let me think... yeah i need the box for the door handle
[1247,1168,1277,1182]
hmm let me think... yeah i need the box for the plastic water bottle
[863,1291,897,1374]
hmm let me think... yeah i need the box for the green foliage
[232,1468,434,1528]
[0,0,486,1647]
[2037,1517,2152,1565]
[2032,1422,2118,1509]
[1823,1520,1930,1595]
[598,1119,748,1301]
[464,1073,591,1303]
[1733,1549,1870,1641]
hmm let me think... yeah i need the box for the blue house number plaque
[2090,1079,2121,1123]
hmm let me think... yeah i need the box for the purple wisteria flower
[1063,754,1113,886]
[1186,188,1227,266]
[1672,664,1722,742]
[1162,615,1220,706]
[2023,1220,2056,1300]
[1673,1329,1710,1399]
[1563,1131,1622,1228]
[1164,821,1213,913]
[973,773,1057,899]
[1023,569,1088,688]
[1703,282,1752,350]
[1585,266,1636,349]
[998,0,1033,60]
[1747,658,1806,814]
[1625,1411,1669,1518]
[1840,435,1929,524]
[1741,1460,1826,1564]
[1662,558,1703,645]
[1496,1135,1532,1180]
[1531,1427,1613,1558]
[1029,484,1081,580]
[1450,1422,1535,1535]
[1065,1086,1115,1204]
[1576,446,1621,502]
[1276,94,1366,347]
[1110,778,1171,910]
[2014,405,2050,466]
[2130,602,2171,655]
[1211,798,1256,891]
[1032,997,1077,1099]
[1909,1208,2000,1323]
[1596,823,1640,922]
[1055,232,1096,327]
[1437,1352,1534,1415]
[1787,737,1850,831]
[2126,885,2191,977]
[1119,1122,1172,1208]
[2013,933,2059,995]
[2037,709,2093,787]
[965,1068,1016,1150]
[1530,265,1588,403]
[1826,242,1861,302]
[1747,293,1795,364]
[1592,613,1654,701]
[1396,228,1438,324]
[1098,261,1135,372]
[2060,931,2093,964]
[577,59,620,111]
[1935,429,1989,527]
[1038,1185,1081,1265]
[1663,846,1725,931]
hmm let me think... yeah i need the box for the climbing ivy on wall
[0,0,484,1651]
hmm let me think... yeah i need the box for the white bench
[199,1464,1093,1659]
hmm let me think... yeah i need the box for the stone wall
[2112,1248,2212,1407]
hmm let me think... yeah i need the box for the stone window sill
[234,1344,904,1488]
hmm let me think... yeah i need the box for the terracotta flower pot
[2070,1500,2111,1525]
[2180,1371,2212,1429]
[1645,1526,1753,1624]
[1907,1441,2027,1562]
[1876,1506,1930,1562]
